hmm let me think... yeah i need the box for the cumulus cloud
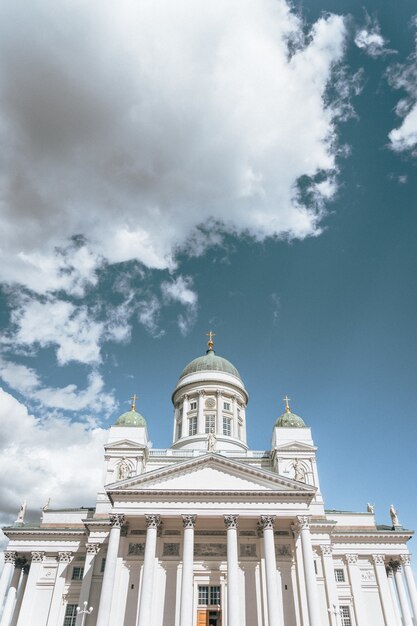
[0,0,348,296]
[161,276,198,335]
[0,360,116,414]
[354,16,393,58]
[0,388,107,525]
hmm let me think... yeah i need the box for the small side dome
[275,396,307,428]
[115,409,147,427]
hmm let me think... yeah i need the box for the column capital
[15,556,28,570]
[183,394,189,401]
[320,544,333,557]
[31,552,45,563]
[198,390,205,397]
[224,514,239,529]
[400,554,412,566]
[389,559,401,573]
[296,515,311,531]
[372,554,386,566]
[86,542,101,555]
[259,515,275,530]
[110,513,126,528]
[182,514,197,529]
[346,553,358,565]
[3,551,17,564]
[216,389,222,396]
[58,552,72,563]
[145,514,161,529]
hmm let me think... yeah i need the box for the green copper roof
[179,349,241,380]
[275,410,306,428]
[114,409,147,427]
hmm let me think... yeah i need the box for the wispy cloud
[354,16,395,58]
[161,276,198,335]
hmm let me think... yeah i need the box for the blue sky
[0,0,417,551]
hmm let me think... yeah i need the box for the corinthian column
[259,515,280,626]
[75,544,100,626]
[386,565,402,626]
[320,545,339,626]
[197,391,205,434]
[0,559,23,626]
[391,561,413,626]
[137,514,161,626]
[296,516,321,626]
[16,553,44,626]
[96,514,125,626]
[371,555,397,626]
[46,552,72,626]
[400,554,417,623]
[0,553,16,609]
[224,515,240,626]
[181,395,189,438]
[179,515,196,626]
[346,554,366,626]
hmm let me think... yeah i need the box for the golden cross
[283,395,291,412]
[206,330,216,349]
[130,393,138,411]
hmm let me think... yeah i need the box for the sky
[0,0,417,557]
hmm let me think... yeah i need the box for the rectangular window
[189,416,197,436]
[238,418,243,438]
[190,401,197,410]
[335,568,345,582]
[313,560,318,575]
[100,558,106,573]
[223,402,231,411]
[210,586,221,605]
[63,604,77,626]
[340,606,352,626]
[205,414,215,433]
[198,586,209,605]
[71,567,84,581]
[223,416,232,436]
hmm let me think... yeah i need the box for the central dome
[179,349,242,381]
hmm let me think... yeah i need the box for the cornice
[3,527,86,538]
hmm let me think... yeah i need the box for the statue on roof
[390,504,400,527]
[16,501,26,524]
[367,503,374,514]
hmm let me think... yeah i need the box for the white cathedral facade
[1,339,417,626]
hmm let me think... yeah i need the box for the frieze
[240,544,257,557]
[195,530,226,536]
[360,570,375,582]
[163,543,180,557]
[275,544,291,558]
[130,529,146,535]
[194,543,227,558]
[128,543,145,556]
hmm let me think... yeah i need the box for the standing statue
[207,432,216,453]
[390,504,400,527]
[367,503,374,514]
[118,458,130,480]
[16,501,26,524]
[292,459,305,482]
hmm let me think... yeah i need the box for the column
[296,516,321,626]
[75,544,100,626]
[137,514,161,626]
[216,390,222,436]
[400,554,417,623]
[372,555,397,626]
[259,515,280,626]
[10,564,28,626]
[181,395,189,439]
[386,565,402,626]
[96,514,125,626]
[232,395,238,438]
[46,552,72,626]
[391,561,413,626]
[179,515,196,626]
[346,554,367,626]
[197,391,205,434]
[16,553,45,626]
[224,515,240,626]
[320,545,339,626]
[0,561,22,626]
[0,553,16,610]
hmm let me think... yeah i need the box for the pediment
[105,439,147,451]
[274,441,316,452]
[106,453,315,494]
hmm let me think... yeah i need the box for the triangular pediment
[106,453,315,494]
[105,439,147,451]
[274,441,316,452]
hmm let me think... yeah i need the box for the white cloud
[161,276,198,335]
[0,360,115,414]
[137,296,164,338]
[354,15,394,58]
[388,23,417,152]
[0,388,107,524]
[0,0,348,295]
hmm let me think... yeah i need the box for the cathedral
[0,337,416,626]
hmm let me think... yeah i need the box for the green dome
[179,349,241,380]
[275,410,306,428]
[115,409,147,427]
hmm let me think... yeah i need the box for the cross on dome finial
[130,393,138,411]
[283,395,291,412]
[206,330,215,351]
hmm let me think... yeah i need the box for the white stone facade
[0,347,416,626]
